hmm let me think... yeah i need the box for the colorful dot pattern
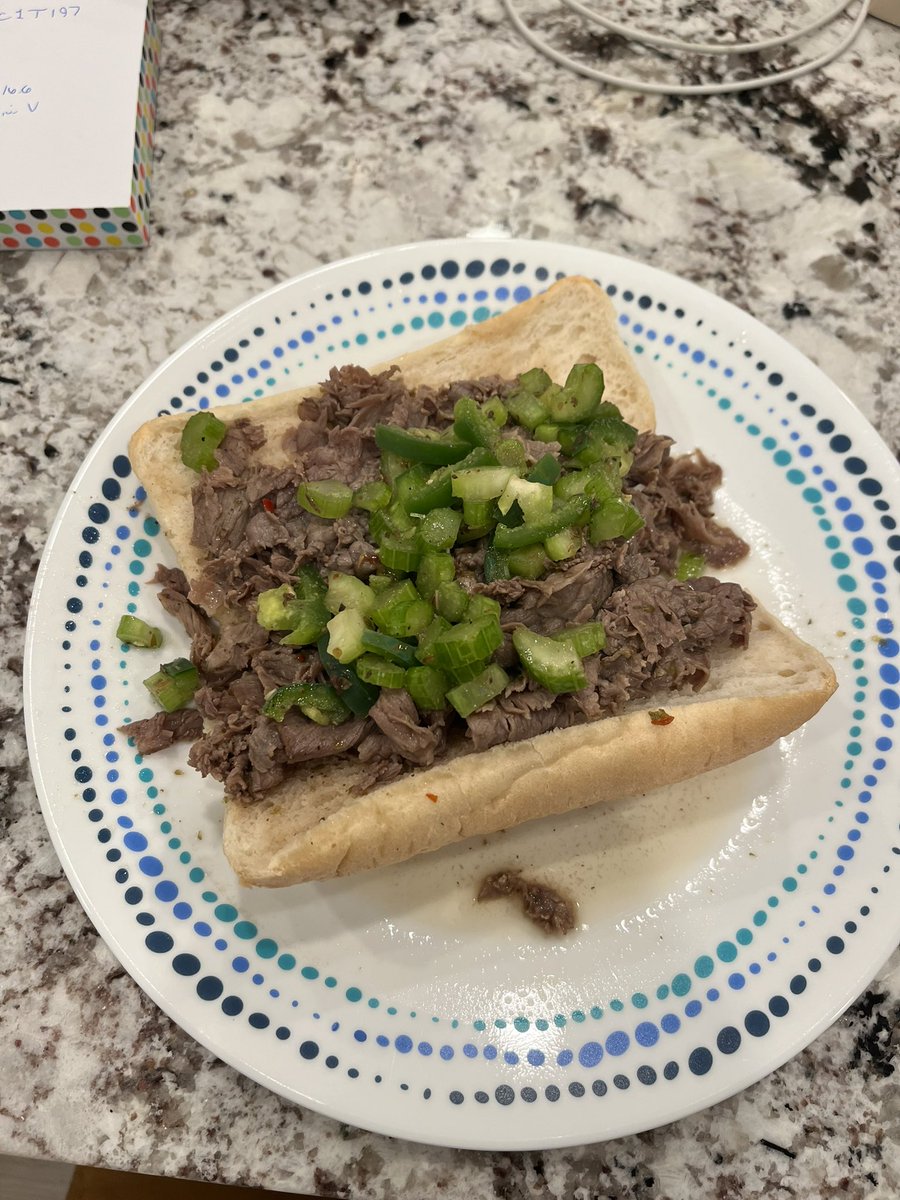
[0,10,158,252]
[39,248,899,1134]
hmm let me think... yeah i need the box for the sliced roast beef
[478,870,576,935]
[244,509,291,552]
[251,644,318,694]
[153,563,217,664]
[213,418,266,478]
[628,431,674,483]
[201,616,269,684]
[320,364,410,427]
[121,709,204,756]
[189,549,297,613]
[593,575,755,708]
[288,393,339,455]
[189,727,250,796]
[416,376,511,426]
[244,464,297,505]
[626,436,748,570]
[474,553,614,634]
[355,732,406,793]
[467,678,575,753]
[669,499,749,567]
[300,424,378,488]
[246,717,287,795]
[192,473,251,557]
[195,672,265,722]
[369,688,444,766]
[327,513,380,577]
[278,713,368,764]
[152,564,191,593]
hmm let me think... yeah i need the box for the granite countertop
[2,1,899,1196]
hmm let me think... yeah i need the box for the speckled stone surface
[1,1,899,1196]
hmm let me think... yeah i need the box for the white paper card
[0,1,149,209]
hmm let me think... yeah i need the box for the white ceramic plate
[25,239,900,1150]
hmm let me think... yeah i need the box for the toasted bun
[128,276,836,888]
[223,608,836,886]
[128,277,654,589]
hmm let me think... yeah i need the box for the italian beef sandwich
[125,276,836,886]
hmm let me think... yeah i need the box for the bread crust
[127,276,836,887]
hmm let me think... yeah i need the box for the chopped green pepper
[446,659,491,685]
[495,438,528,472]
[506,389,549,432]
[416,552,456,600]
[588,498,645,545]
[143,658,199,713]
[525,454,562,486]
[464,594,501,623]
[279,601,330,646]
[432,617,503,670]
[446,663,510,718]
[493,496,590,550]
[551,621,607,658]
[326,607,367,663]
[570,408,638,468]
[675,552,706,580]
[418,507,463,551]
[354,655,406,688]
[453,396,500,450]
[116,614,163,649]
[360,629,419,667]
[498,477,553,524]
[377,535,421,574]
[483,545,511,582]
[256,584,306,630]
[263,682,349,725]
[451,466,517,504]
[395,463,454,514]
[405,665,449,711]
[545,527,582,562]
[325,572,376,616]
[180,411,227,472]
[375,425,471,465]
[414,615,452,666]
[317,635,380,715]
[380,450,409,485]
[462,499,493,530]
[352,480,392,512]
[295,565,327,602]
[518,367,552,396]
[481,396,508,428]
[512,628,587,694]
[296,480,354,519]
[368,502,417,544]
[435,580,470,623]
[542,363,604,423]
[506,544,548,580]
[371,579,433,637]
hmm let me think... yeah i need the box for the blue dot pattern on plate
[50,248,897,1120]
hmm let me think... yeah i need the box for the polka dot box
[0,3,159,251]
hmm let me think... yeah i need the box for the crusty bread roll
[129,277,836,887]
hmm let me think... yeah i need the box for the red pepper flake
[261,497,275,513]
[426,792,439,803]
[649,708,674,726]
